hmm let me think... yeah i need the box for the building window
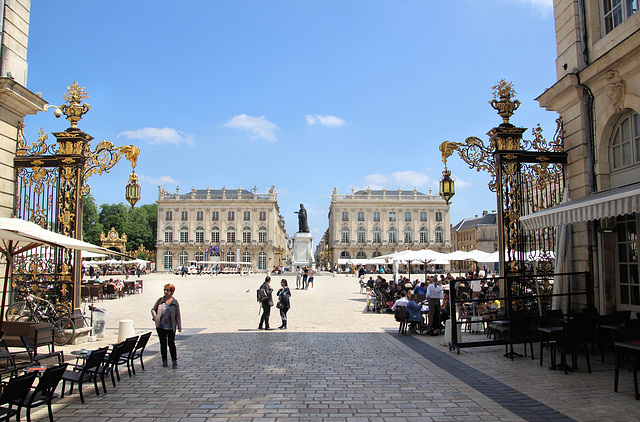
[372,251,382,258]
[340,251,351,259]
[389,212,396,222]
[435,211,443,222]
[181,211,188,221]
[179,251,189,266]
[212,211,219,221]
[404,227,412,243]
[405,212,411,222]
[228,211,234,221]
[166,211,172,221]
[180,227,189,243]
[435,227,443,243]
[164,227,173,243]
[258,251,267,270]
[227,227,236,243]
[611,111,640,170]
[163,251,173,270]
[420,227,428,243]
[357,227,366,243]
[243,227,251,243]
[373,212,380,222]
[195,251,204,261]
[244,211,250,221]
[342,211,349,221]
[602,0,637,35]
[211,227,220,243]
[196,211,203,221]
[404,227,413,243]
[258,227,267,243]
[195,226,204,243]
[226,251,235,262]
[259,211,267,221]
[357,211,365,221]
[341,227,350,243]
[389,226,397,243]
[420,212,427,222]
[356,251,367,259]
[242,251,251,263]
[373,227,382,243]
[616,214,640,308]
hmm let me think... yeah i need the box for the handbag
[276,301,282,309]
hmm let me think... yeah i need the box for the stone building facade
[155,186,288,272]
[529,0,639,313]
[326,187,452,265]
[451,211,498,253]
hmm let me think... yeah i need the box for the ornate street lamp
[125,170,141,207]
[439,168,455,204]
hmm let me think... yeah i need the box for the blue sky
[25,0,557,238]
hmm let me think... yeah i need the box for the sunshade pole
[0,241,14,332]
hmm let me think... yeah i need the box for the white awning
[520,182,640,230]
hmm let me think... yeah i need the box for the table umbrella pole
[0,242,14,331]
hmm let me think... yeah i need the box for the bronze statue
[295,204,309,233]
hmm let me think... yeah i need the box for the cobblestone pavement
[27,273,640,421]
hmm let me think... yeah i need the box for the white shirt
[391,297,409,311]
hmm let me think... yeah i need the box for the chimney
[482,210,488,217]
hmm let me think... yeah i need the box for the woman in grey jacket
[151,283,182,368]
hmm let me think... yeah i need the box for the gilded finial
[489,79,520,124]
[119,145,140,169]
[439,141,457,168]
[60,81,91,129]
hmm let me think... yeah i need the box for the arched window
[195,226,204,243]
[356,251,367,259]
[180,227,189,243]
[435,227,444,243]
[404,227,412,243]
[341,227,350,243]
[340,251,351,259]
[211,226,219,243]
[258,251,267,270]
[179,251,189,266]
[372,227,382,243]
[372,251,382,258]
[195,251,204,261]
[610,111,640,186]
[163,251,173,270]
[258,227,267,243]
[357,227,366,243]
[227,226,236,243]
[242,251,251,263]
[164,227,173,243]
[388,226,397,243]
[242,227,251,243]
[226,251,235,262]
[420,227,428,243]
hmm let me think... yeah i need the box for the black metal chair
[19,334,64,364]
[613,327,640,400]
[60,346,108,403]
[506,314,536,361]
[99,342,126,392]
[17,363,68,422]
[0,372,37,422]
[395,307,409,335]
[116,336,138,378]
[129,332,151,375]
[552,320,592,375]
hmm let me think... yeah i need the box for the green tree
[82,194,104,245]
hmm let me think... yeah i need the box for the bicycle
[5,292,75,345]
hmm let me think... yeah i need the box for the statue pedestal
[291,232,314,268]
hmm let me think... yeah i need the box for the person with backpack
[257,276,273,330]
[276,279,291,329]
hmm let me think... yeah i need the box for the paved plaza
[29,273,640,421]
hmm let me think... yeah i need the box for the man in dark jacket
[258,276,273,330]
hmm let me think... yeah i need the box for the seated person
[441,291,450,322]
[414,282,427,295]
[391,290,409,311]
[406,294,425,332]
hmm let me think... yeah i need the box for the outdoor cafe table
[614,340,640,400]
[538,326,563,369]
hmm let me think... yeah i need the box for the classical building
[326,187,452,265]
[155,186,288,272]
[522,1,639,313]
[451,211,498,253]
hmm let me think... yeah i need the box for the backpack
[394,306,408,322]
[257,287,268,302]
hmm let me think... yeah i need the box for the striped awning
[520,182,640,231]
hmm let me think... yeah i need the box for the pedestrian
[425,277,444,336]
[151,283,182,368]
[302,266,309,290]
[276,279,291,329]
[258,276,273,330]
[308,267,316,289]
[295,266,301,289]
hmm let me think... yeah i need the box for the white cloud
[142,175,178,185]
[364,173,388,185]
[391,170,431,187]
[118,127,194,145]
[305,114,346,127]
[224,114,278,142]
[453,177,472,188]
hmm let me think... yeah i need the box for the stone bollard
[118,319,135,342]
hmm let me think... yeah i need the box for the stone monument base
[291,232,314,268]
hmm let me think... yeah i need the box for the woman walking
[277,279,291,329]
[151,283,182,368]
